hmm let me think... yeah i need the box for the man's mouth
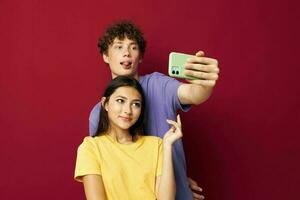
[120,61,132,69]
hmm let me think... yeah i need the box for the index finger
[177,114,181,126]
[187,56,218,65]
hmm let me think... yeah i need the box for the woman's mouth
[119,116,132,122]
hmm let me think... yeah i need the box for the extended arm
[178,51,219,105]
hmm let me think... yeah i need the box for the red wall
[1,0,299,199]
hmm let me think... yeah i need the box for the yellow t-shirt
[74,135,163,200]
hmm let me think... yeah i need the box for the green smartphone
[168,52,197,80]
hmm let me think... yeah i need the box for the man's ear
[101,97,108,111]
[103,53,109,64]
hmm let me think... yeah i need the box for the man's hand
[184,51,219,87]
[188,177,205,200]
[177,50,219,105]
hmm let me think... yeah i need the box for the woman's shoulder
[140,135,163,144]
[79,135,107,147]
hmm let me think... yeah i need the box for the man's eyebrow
[113,41,123,44]
[113,41,137,45]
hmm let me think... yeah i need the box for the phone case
[168,52,197,80]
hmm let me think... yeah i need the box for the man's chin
[114,71,136,78]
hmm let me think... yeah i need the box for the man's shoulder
[141,72,167,80]
[140,72,177,85]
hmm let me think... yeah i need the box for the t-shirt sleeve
[74,137,102,182]
[156,139,163,177]
[89,103,101,136]
[153,72,190,113]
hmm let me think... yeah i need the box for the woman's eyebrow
[115,96,141,102]
[115,95,127,99]
[132,99,141,102]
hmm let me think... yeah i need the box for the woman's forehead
[112,86,141,100]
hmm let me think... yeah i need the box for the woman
[75,76,183,200]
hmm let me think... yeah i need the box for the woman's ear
[101,97,108,111]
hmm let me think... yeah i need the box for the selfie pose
[75,76,183,200]
[89,20,220,200]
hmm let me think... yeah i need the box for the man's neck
[111,73,140,81]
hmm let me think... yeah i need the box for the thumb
[196,51,205,57]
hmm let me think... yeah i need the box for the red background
[1,0,299,199]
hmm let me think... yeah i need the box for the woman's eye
[116,99,124,103]
[132,102,141,108]
[115,45,122,49]
[132,46,138,50]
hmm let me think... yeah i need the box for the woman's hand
[163,115,183,146]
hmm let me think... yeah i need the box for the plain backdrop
[0,0,299,199]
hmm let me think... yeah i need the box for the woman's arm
[156,144,176,200]
[82,174,107,200]
[156,115,183,200]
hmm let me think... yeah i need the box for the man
[89,20,219,200]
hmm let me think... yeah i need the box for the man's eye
[115,45,122,49]
[132,46,138,50]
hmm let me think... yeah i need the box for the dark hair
[95,76,146,138]
[97,20,147,57]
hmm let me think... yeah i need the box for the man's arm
[177,51,219,105]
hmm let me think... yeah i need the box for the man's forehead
[113,37,137,44]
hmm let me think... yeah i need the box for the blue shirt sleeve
[88,103,101,136]
[151,72,190,113]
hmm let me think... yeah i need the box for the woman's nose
[123,104,132,115]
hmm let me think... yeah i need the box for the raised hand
[163,115,183,146]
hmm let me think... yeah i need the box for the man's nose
[123,47,130,57]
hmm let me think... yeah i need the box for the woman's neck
[107,127,133,144]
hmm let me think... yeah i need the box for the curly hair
[97,20,147,57]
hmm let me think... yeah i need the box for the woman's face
[104,86,142,132]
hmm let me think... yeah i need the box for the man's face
[103,37,142,79]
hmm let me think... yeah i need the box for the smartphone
[168,52,197,80]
